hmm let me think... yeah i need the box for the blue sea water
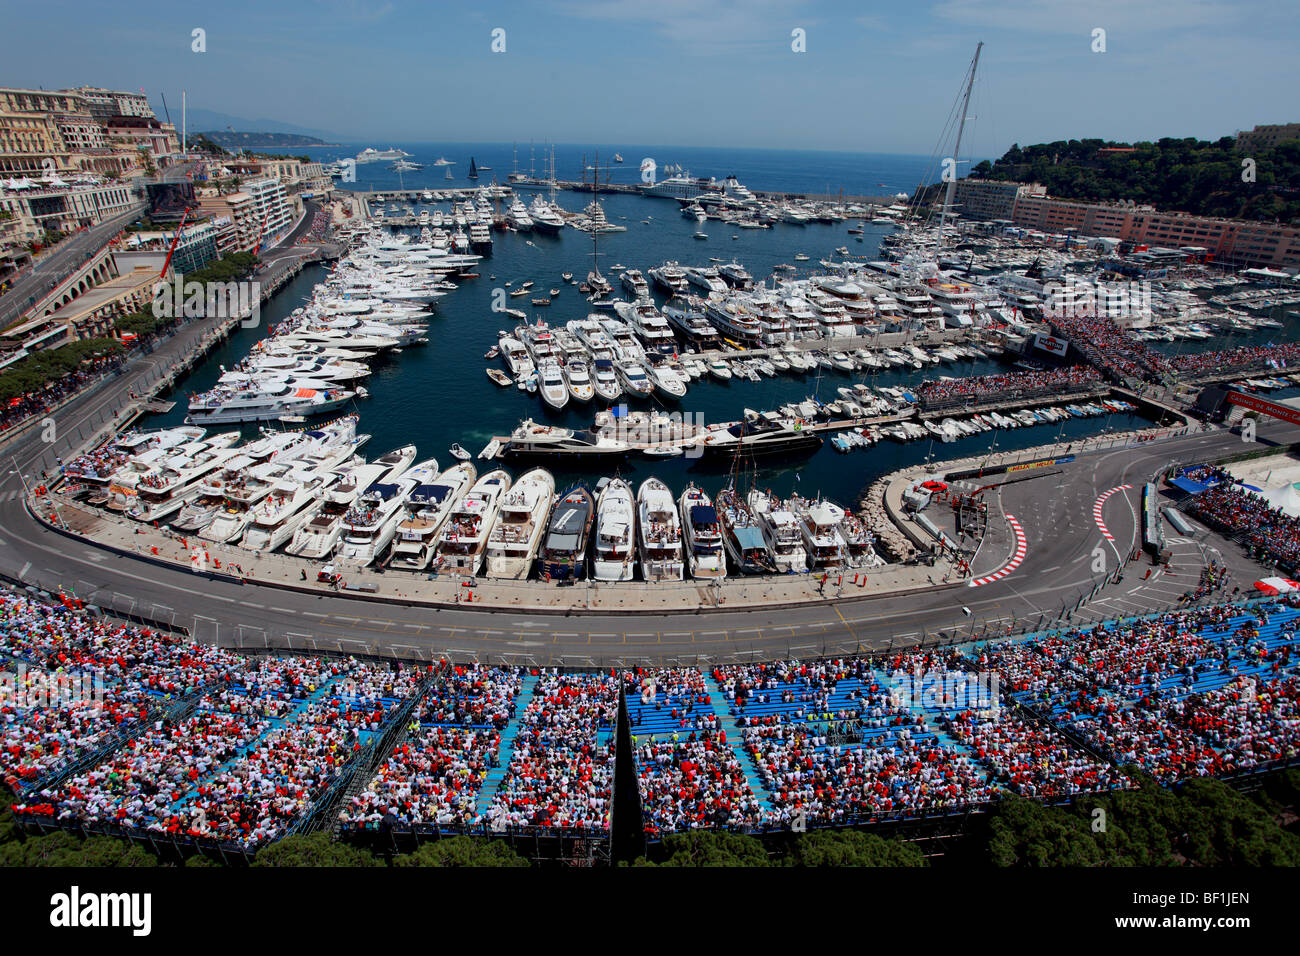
[281,141,947,199]
[142,143,1185,509]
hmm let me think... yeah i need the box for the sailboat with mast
[467,156,479,180]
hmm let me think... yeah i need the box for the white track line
[970,514,1027,587]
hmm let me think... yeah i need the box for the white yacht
[564,357,595,403]
[644,358,689,399]
[198,458,303,544]
[748,489,809,573]
[591,359,622,401]
[388,462,477,571]
[685,267,728,295]
[483,467,556,579]
[187,383,356,425]
[616,360,654,399]
[538,360,570,410]
[285,459,392,560]
[435,470,512,574]
[620,270,651,299]
[637,477,685,582]
[789,496,849,571]
[529,196,566,235]
[647,261,690,295]
[614,300,676,351]
[680,485,726,580]
[591,478,637,582]
[498,336,535,379]
[240,467,341,553]
[125,434,243,524]
[334,467,423,567]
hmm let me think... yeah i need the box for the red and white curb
[1093,484,1132,543]
[970,514,1026,587]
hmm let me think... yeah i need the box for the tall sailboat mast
[938,41,983,245]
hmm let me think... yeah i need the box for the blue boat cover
[690,505,718,525]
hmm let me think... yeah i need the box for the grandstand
[1,585,1297,860]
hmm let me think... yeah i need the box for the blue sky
[3,0,1296,155]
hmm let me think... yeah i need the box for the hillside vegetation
[970,136,1300,224]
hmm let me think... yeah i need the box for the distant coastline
[200,130,341,148]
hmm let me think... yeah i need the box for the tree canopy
[251,833,380,867]
[392,836,529,867]
[970,136,1300,224]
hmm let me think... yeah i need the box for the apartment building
[1005,192,1300,269]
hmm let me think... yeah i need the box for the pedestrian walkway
[701,673,777,813]
[473,674,538,817]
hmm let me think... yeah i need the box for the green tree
[782,828,927,867]
[392,836,529,867]
[251,833,379,867]
[986,794,1106,867]
[640,831,771,867]
[0,830,158,867]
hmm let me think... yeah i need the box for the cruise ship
[643,173,722,201]
[356,147,413,163]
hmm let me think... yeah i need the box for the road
[0,203,147,329]
[0,161,198,329]
[1,188,1285,664]
[0,357,1290,665]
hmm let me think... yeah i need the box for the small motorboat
[449,443,472,461]
[484,346,500,360]
[510,289,528,297]
[486,368,513,387]
[549,288,561,296]
[531,297,551,307]
[561,272,573,282]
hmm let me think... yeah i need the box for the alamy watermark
[153,275,261,327]
[888,667,1000,713]
[1,664,107,711]
[1041,280,1152,320]
[595,403,708,460]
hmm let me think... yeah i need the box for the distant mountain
[158,104,341,142]
[201,130,336,149]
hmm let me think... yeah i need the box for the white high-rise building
[241,177,292,246]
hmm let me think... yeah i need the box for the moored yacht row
[63,421,881,579]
